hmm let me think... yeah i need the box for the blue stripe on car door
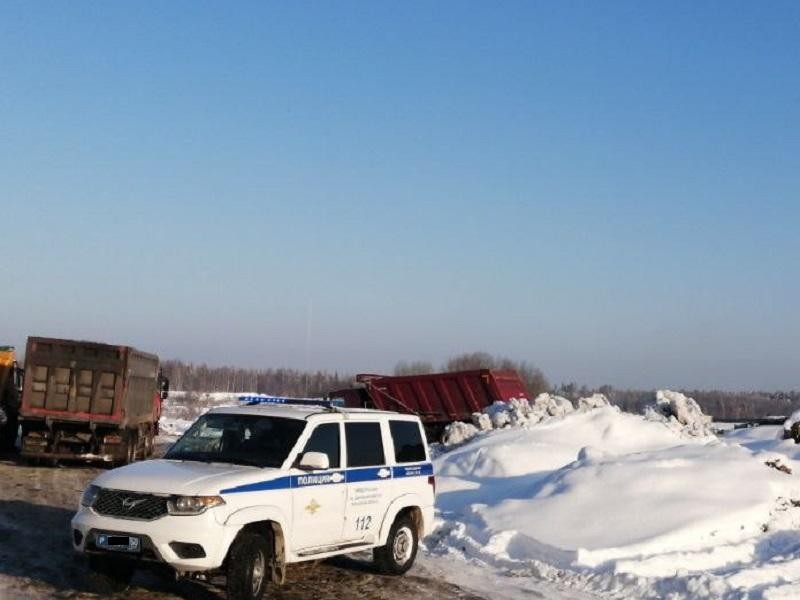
[220,463,433,493]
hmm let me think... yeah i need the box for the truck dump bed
[331,369,530,425]
[21,337,159,427]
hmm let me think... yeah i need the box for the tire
[88,554,136,594]
[226,531,271,600]
[112,431,136,468]
[373,512,419,575]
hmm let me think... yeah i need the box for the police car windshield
[165,413,306,468]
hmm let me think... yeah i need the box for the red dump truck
[331,369,530,435]
[19,337,169,464]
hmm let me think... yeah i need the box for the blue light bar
[238,394,344,408]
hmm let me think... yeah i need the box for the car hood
[91,459,282,496]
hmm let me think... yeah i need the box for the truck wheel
[88,555,135,593]
[373,513,419,575]
[226,532,271,600]
[112,431,137,467]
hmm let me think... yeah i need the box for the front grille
[93,488,169,520]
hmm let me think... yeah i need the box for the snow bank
[438,406,683,481]
[481,442,785,566]
[644,389,714,437]
[783,409,800,441]
[428,403,800,600]
[576,392,610,411]
[441,421,479,446]
[442,393,617,447]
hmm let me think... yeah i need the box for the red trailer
[331,369,530,430]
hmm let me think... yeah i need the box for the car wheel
[88,555,135,593]
[373,512,418,575]
[227,531,271,600]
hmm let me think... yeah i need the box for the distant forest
[162,352,799,421]
[161,359,352,399]
[553,384,800,422]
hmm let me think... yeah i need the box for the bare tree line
[554,383,800,421]
[163,354,798,421]
[161,360,352,398]
[164,351,550,399]
[394,351,550,398]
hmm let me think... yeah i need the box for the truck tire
[373,512,419,575]
[88,554,135,593]
[226,531,271,600]
[112,431,137,467]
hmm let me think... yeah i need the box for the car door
[343,421,393,543]
[290,422,348,551]
[388,418,434,502]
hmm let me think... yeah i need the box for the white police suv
[71,402,435,600]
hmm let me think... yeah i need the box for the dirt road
[0,455,485,600]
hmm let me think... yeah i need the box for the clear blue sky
[2,1,798,390]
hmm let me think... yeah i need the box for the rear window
[345,422,385,467]
[389,420,426,463]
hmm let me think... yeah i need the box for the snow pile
[437,406,689,481]
[783,409,800,440]
[576,393,610,411]
[484,394,575,427]
[441,421,480,446]
[645,389,714,437]
[442,394,591,447]
[428,405,800,600]
[532,393,575,417]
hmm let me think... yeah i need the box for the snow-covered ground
[428,396,800,600]
[160,390,800,599]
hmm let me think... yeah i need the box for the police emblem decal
[305,499,321,515]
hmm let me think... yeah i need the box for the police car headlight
[167,495,225,515]
[81,485,101,508]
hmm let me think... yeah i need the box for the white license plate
[96,532,141,553]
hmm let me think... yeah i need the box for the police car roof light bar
[238,395,344,409]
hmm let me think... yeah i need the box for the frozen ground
[0,445,491,600]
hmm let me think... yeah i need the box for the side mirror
[159,376,170,401]
[12,365,24,393]
[298,451,329,471]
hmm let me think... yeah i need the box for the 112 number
[355,516,372,531]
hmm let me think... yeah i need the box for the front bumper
[71,507,241,571]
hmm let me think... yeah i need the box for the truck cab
[0,346,23,451]
[72,403,435,600]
